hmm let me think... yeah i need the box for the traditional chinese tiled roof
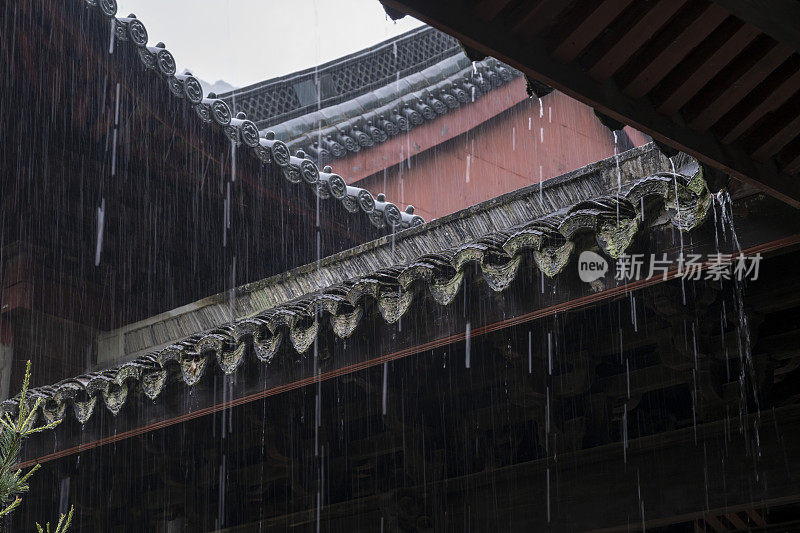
[220,26,462,128]
[0,144,714,425]
[87,0,421,230]
[217,27,523,167]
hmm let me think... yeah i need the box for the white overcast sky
[116,0,425,88]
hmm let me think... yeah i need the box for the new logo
[578,251,608,282]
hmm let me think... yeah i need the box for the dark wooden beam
[689,41,793,132]
[472,0,515,22]
[220,406,800,531]
[749,92,800,161]
[711,0,800,54]
[725,513,748,529]
[622,3,728,99]
[657,21,759,115]
[588,0,688,81]
[720,57,800,143]
[702,515,727,532]
[747,509,768,527]
[552,0,633,63]
[381,0,800,208]
[510,0,567,40]
[779,138,800,175]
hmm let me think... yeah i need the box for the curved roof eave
[2,144,719,426]
[84,0,420,232]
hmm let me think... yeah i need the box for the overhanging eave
[380,0,800,208]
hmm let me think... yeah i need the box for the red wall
[347,81,648,221]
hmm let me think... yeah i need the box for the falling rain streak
[1,1,792,530]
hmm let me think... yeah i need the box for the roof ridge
[90,1,420,231]
[217,25,444,99]
[262,55,522,166]
[216,26,463,127]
